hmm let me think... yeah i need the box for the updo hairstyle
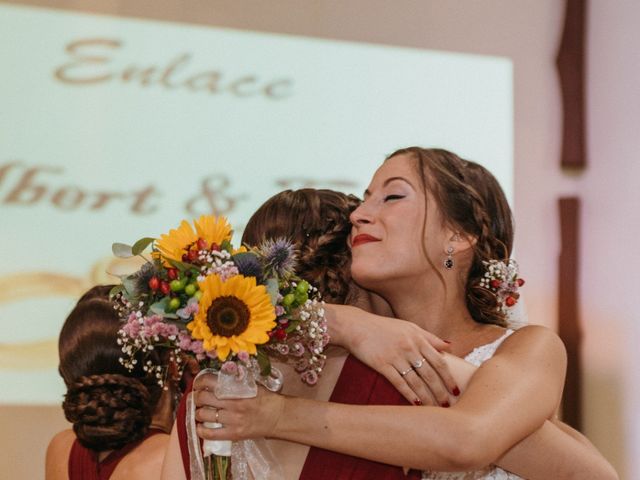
[387,147,514,327]
[59,285,163,451]
[242,189,361,304]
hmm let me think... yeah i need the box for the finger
[423,330,452,353]
[381,364,433,406]
[410,360,451,407]
[193,390,227,409]
[195,406,223,424]
[420,344,460,397]
[196,422,237,441]
[402,369,439,406]
[193,372,217,391]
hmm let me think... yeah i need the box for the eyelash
[384,194,405,202]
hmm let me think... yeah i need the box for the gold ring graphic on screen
[0,256,144,371]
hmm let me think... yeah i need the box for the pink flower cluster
[121,313,179,340]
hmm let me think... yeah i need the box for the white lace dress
[422,329,523,480]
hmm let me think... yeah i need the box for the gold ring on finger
[400,367,414,377]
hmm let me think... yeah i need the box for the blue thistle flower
[259,238,297,278]
[232,252,264,283]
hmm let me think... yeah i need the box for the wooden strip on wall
[558,197,582,430]
[556,0,587,169]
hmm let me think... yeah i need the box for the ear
[444,231,476,255]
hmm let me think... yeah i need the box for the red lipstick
[351,234,380,248]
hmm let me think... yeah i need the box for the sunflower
[155,215,233,264]
[187,274,276,361]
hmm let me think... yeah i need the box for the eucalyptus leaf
[149,298,169,315]
[122,276,139,297]
[266,278,280,306]
[112,242,133,258]
[132,237,155,256]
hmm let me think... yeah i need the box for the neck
[376,272,476,339]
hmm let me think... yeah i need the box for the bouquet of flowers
[111,215,328,479]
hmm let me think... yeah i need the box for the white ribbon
[186,366,284,480]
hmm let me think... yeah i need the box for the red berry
[490,279,501,289]
[210,242,220,251]
[274,329,287,340]
[148,276,160,291]
[197,238,208,251]
[160,281,171,296]
[517,278,525,287]
[505,296,516,307]
[182,253,189,262]
[167,268,178,280]
[187,249,198,262]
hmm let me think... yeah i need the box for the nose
[350,200,373,227]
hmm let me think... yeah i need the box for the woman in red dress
[46,285,177,480]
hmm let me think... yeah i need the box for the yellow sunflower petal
[194,215,233,246]
[156,219,198,264]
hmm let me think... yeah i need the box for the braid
[463,183,508,326]
[63,373,153,451]
[298,218,354,303]
[243,189,360,304]
[388,147,514,326]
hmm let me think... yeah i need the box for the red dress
[68,428,164,480]
[176,356,420,479]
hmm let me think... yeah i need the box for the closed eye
[384,194,405,202]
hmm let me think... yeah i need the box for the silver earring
[444,246,454,269]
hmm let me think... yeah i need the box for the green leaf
[285,322,299,333]
[132,237,155,256]
[167,258,197,272]
[109,284,124,298]
[256,349,271,376]
[266,278,280,306]
[149,298,169,315]
[112,242,133,258]
[122,276,139,297]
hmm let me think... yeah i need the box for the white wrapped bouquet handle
[187,366,283,480]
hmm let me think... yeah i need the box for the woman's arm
[496,419,619,479]
[195,325,617,478]
[196,326,566,470]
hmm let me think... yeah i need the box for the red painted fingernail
[441,401,450,408]
[453,387,460,396]
[413,399,422,406]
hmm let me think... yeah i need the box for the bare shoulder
[114,432,170,480]
[46,429,75,480]
[498,325,567,366]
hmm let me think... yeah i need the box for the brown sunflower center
[206,296,250,337]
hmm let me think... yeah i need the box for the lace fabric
[422,329,523,480]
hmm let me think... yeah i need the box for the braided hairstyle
[59,285,163,451]
[387,147,514,327]
[242,189,361,304]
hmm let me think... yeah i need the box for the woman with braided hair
[46,285,178,480]
[192,148,617,479]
